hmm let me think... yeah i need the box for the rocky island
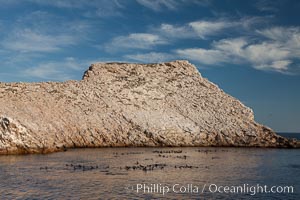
[0,60,299,154]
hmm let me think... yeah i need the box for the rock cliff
[0,60,299,154]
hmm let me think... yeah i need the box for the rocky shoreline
[0,60,299,154]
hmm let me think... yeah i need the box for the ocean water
[0,134,299,199]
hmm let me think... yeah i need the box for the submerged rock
[0,60,298,154]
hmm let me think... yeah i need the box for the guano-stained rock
[0,60,299,154]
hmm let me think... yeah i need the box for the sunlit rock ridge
[0,60,299,154]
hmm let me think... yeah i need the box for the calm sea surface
[0,133,299,199]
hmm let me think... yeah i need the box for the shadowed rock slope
[0,60,299,154]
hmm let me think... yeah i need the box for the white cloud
[2,29,75,53]
[255,60,292,71]
[243,42,290,65]
[176,48,228,65]
[105,33,167,52]
[176,35,298,73]
[213,38,247,54]
[214,38,291,67]
[257,27,300,55]
[189,20,235,39]
[124,52,174,63]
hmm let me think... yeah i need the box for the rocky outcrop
[0,60,299,154]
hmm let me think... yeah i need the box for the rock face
[0,60,299,154]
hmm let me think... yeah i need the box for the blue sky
[0,0,299,132]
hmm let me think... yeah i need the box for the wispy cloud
[155,17,268,40]
[214,38,291,65]
[241,42,290,66]
[1,0,299,78]
[136,0,210,11]
[2,29,75,53]
[104,15,299,74]
[29,0,82,8]
[142,15,299,74]
[157,23,196,39]
[25,64,66,80]
[176,48,228,65]
[156,20,232,39]
[255,60,292,71]
[0,10,93,55]
[189,20,236,39]
[257,27,300,54]
[124,52,174,63]
[30,0,122,9]
[23,57,88,81]
[136,0,178,11]
[0,0,125,18]
[255,0,280,12]
[83,1,125,18]
[0,0,20,6]
[105,33,168,52]
[0,9,96,81]
[176,33,300,73]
